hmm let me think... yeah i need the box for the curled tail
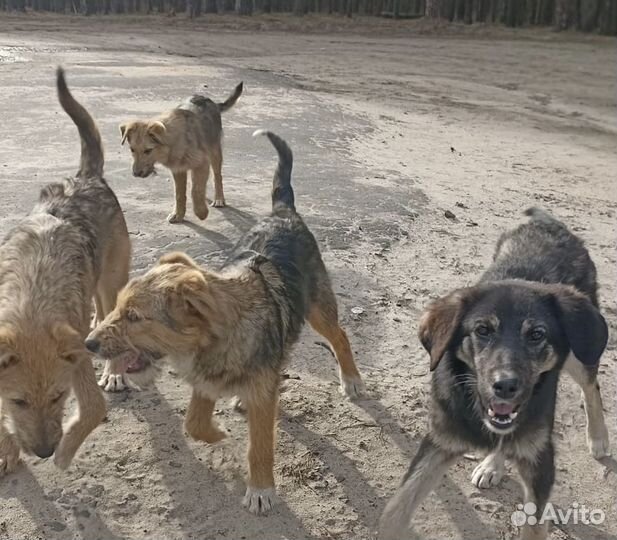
[218,82,243,113]
[56,67,104,179]
[253,129,295,213]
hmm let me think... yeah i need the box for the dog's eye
[51,392,66,404]
[144,149,153,155]
[12,398,28,408]
[528,328,546,343]
[474,324,493,337]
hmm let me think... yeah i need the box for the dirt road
[0,14,615,540]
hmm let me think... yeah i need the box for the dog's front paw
[471,453,505,489]
[242,486,275,515]
[0,435,21,477]
[194,204,209,221]
[588,435,610,459]
[211,198,226,208]
[98,372,125,392]
[98,372,140,392]
[167,211,185,224]
[53,445,73,470]
[186,423,227,444]
[340,375,365,400]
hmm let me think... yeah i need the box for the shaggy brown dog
[120,82,243,224]
[86,130,364,514]
[0,68,130,475]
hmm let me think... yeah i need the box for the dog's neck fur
[188,269,272,382]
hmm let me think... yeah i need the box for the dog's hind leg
[564,355,610,458]
[308,277,364,399]
[515,442,554,540]
[379,435,457,540]
[191,164,210,221]
[54,358,106,469]
[96,220,133,393]
[209,143,225,208]
[93,295,105,327]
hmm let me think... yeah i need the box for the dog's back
[481,207,598,304]
[177,83,244,146]
[223,131,327,339]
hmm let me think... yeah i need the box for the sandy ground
[0,14,615,540]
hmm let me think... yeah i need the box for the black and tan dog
[380,208,609,540]
[0,68,130,475]
[85,130,365,514]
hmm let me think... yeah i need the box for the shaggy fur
[380,209,609,540]
[120,82,243,223]
[0,68,130,475]
[86,130,364,514]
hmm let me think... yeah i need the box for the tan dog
[86,131,364,514]
[0,68,130,475]
[120,82,243,224]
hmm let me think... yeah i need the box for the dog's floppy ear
[53,324,89,364]
[175,270,228,341]
[176,270,213,320]
[553,288,608,366]
[418,290,470,371]
[159,252,199,268]
[120,123,132,145]
[0,327,19,371]
[147,121,166,145]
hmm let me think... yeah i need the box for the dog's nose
[34,445,55,459]
[492,377,519,400]
[85,338,100,354]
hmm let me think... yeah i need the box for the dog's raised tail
[56,67,104,179]
[218,82,243,113]
[253,129,295,213]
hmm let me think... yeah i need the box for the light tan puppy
[0,68,129,475]
[120,82,243,223]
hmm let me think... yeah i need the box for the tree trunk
[235,0,252,13]
[599,0,616,33]
[555,0,576,28]
[464,0,472,21]
[578,0,596,30]
[293,0,304,13]
[425,0,443,16]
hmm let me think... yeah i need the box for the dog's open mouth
[114,349,162,373]
[487,401,519,429]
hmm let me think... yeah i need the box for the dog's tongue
[126,354,147,373]
[492,402,515,415]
